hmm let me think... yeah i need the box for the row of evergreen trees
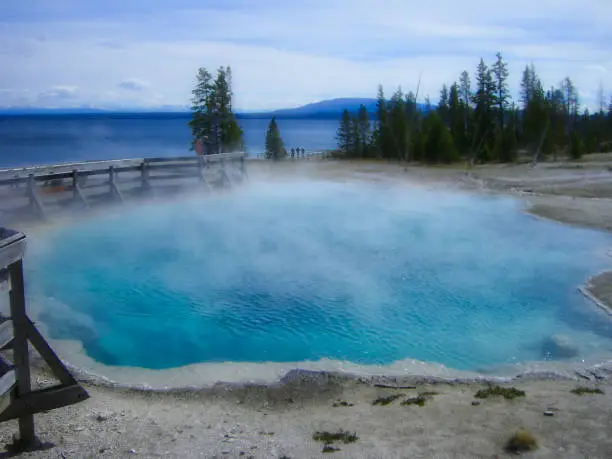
[336,53,612,163]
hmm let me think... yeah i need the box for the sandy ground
[4,155,612,458]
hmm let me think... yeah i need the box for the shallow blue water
[0,114,337,167]
[26,181,612,371]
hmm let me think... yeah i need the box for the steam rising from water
[25,180,612,373]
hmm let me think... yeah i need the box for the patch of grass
[322,444,341,453]
[372,394,402,406]
[474,386,525,400]
[312,430,358,444]
[401,395,428,407]
[571,387,604,395]
[504,429,538,454]
[333,400,354,407]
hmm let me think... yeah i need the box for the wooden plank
[0,229,25,249]
[0,384,88,422]
[33,171,74,182]
[25,318,76,386]
[0,354,13,375]
[0,370,15,397]
[0,370,15,414]
[149,163,200,171]
[0,238,26,270]
[0,320,13,349]
[8,260,34,442]
[148,172,201,181]
[0,177,28,187]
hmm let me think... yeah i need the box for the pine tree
[389,87,408,161]
[189,68,216,154]
[561,77,580,136]
[423,111,458,163]
[491,52,510,131]
[374,85,395,159]
[520,64,548,159]
[472,59,496,162]
[357,104,371,157]
[336,109,352,155]
[448,82,466,155]
[351,114,361,157]
[438,84,450,124]
[215,66,244,152]
[265,117,286,160]
[459,70,472,137]
[569,130,584,159]
[188,66,243,155]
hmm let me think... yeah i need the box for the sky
[1,0,611,111]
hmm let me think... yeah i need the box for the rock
[96,414,107,422]
[543,410,555,416]
[541,334,579,359]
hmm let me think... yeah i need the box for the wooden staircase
[0,228,89,446]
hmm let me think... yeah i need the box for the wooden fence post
[108,166,124,202]
[140,161,150,192]
[8,260,34,443]
[240,155,247,181]
[72,170,88,208]
[198,156,212,190]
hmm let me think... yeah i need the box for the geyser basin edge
[24,180,612,380]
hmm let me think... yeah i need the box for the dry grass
[504,428,538,453]
[474,386,525,400]
[570,387,604,396]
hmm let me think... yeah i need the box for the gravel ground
[3,156,612,458]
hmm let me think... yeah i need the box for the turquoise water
[26,181,612,371]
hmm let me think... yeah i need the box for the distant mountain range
[0,98,425,119]
[265,98,379,118]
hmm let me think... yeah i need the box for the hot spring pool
[25,181,612,375]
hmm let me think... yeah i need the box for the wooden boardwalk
[0,152,247,222]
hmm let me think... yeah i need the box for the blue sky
[1,0,610,111]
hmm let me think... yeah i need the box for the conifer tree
[390,87,409,161]
[189,66,243,154]
[491,52,510,131]
[459,70,472,137]
[336,109,352,155]
[438,84,450,124]
[357,104,372,157]
[265,117,286,160]
[472,59,496,162]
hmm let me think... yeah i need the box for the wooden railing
[0,152,248,221]
[0,228,89,447]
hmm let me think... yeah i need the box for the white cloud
[36,85,79,105]
[118,78,150,91]
[0,0,610,110]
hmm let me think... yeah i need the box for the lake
[0,114,339,168]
